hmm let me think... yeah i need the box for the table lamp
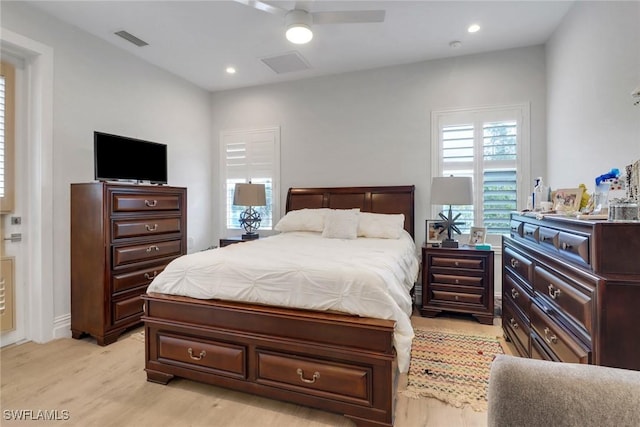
[233,183,267,240]
[430,176,474,248]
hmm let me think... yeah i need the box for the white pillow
[322,209,359,240]
[274,208,330,232]
[357,212,405,239]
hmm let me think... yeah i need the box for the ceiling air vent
[261,51,310,74]
[114,30,149,47]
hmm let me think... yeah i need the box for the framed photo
[552,188,584,212]
[425,220,445,245]
[469,226,486,244]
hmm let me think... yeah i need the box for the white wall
[546,1,640,189]
[211,46,548,249]
[1,3,212,324]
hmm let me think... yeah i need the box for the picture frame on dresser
[425,219,444,245]
[552,188,583,212]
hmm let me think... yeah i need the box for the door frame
[1,28,54,344]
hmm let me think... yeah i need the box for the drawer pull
[454,261,460,267]
[146,245,160,253]
[511,288,519,299]
[145,223,158,232]
[296,368,320,384]
[145,199,158,207]
[548,284,562,300]
[455,279,460,284]
[509,318,519,329]
[544,327,558,345]
[187,348,206,361]
[561,242,572,250]
[525,231,533,236]
[510,258,519,268]
[144,271,158,280]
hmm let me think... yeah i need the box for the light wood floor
[1,312,513,427]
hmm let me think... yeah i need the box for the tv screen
[94,132,168,184]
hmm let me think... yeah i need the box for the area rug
[402,328,504,411]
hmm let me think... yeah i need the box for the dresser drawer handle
[511,288,519,299]
[144,271,158,280]
[144,199,158,207]
[296,368,320,384]
[525,231,534,236]
[509,318,519,329]
[548,284,561,300]
[542,236,551,241]
[145,223,158,232]
[544,327,558,345]
[146,245,160,253]
[454,261,460,267]
[561,242,572,250]
[455,279,460,284]
[510,258,519,268]
[187,348,206,361]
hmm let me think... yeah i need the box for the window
[220,127,280,234]
[431,104,530,237]
[0,61,15,213]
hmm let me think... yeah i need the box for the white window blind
[432,105,530,237]
[220,127,280,233]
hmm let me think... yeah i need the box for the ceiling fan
[235,0,386,44]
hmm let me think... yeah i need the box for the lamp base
[242,232,259,240]
[441,239,459,248]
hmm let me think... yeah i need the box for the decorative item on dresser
[503,212,640,370]
[70,182,186,345]
[420,246,494,325]
[429,176,474,248]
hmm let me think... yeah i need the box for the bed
[142,185,417,427]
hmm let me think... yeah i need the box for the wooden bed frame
[142,185,415,427]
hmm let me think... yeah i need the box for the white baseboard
[53,313,71,339]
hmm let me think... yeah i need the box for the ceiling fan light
[286,24,313,44]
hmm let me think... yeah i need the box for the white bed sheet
[147,230,420,372]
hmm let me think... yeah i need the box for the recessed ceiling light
[468,24,481,33]
[226,67,236,74]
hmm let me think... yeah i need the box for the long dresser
[71,182,187,345]
[503,212,640,370]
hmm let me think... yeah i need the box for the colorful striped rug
[402,327,504,411]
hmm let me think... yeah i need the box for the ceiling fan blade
[311,10,386,25]
[233,0,287,16]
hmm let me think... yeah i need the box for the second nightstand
[420,245,494,324]
[219,236,256,247]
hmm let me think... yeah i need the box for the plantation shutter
[434,105,528,237]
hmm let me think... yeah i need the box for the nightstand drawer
[431,289,483,305]
[430,256,483,270]
[431,273,483,287]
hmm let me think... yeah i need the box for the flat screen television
[94,131,168,184]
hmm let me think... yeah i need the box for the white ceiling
[27,1,574,92]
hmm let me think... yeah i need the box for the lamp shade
[233,183,266,207]
[431,176,473,206]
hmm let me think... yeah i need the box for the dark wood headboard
[285,185,415,238]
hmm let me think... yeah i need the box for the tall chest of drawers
[71,182,186,345]
[503,213,640,370]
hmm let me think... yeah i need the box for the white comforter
[147,231,420,372]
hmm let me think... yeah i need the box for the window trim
[1,60,16,213]
[430,103,531,241]
[219,126,281,237]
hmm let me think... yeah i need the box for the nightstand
[420,245,494,324]
[219,236,255,247]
